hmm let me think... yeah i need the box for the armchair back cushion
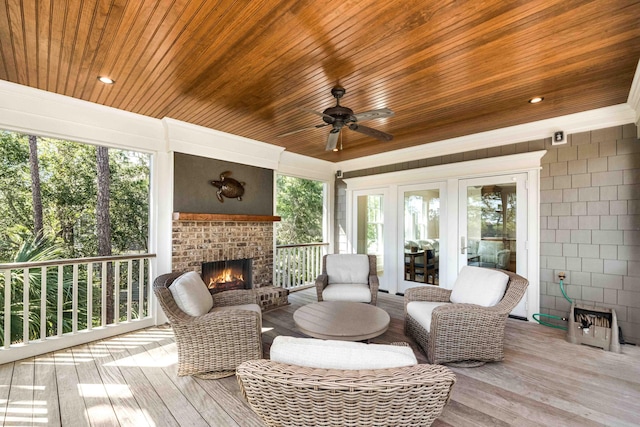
[270,336,417,370]
[326,254,370,284]
[449,266,509,307]
[168,271,213,316]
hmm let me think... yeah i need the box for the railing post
[72,264,79,333]
[127,260,133,322]
[57,265,63,337]
[101,261,107,326]
[114,261,120,324]
[138,259,144,319]
[3,269,10,348]
[87,263,93,331]
[40,266,47,340]
[23,268,29,344]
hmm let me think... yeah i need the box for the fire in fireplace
[202,258,253,294]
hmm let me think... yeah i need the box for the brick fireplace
[171,213,288,310]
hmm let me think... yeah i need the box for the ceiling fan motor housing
[322,105,355,126]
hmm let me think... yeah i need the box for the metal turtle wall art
[211,171,245,203]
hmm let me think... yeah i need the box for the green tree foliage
[275,175,324,245]
[0,131,150,261]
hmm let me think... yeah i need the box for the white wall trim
[628,59,640,133]
[343,151,547,189]
[336,104,636,172]
[277,151,335,182]
[162,117,285,170]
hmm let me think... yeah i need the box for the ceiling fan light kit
[280,86,394,151]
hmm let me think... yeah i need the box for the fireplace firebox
[202,258,253,294]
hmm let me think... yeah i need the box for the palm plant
[0,233,88,346]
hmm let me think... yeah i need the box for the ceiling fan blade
[278,123,330,137]
[300,107,335,122]
[348,123,393,141]
[352,108,394,122]
[325,129,340,151]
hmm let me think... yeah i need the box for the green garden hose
[533,275,571,330]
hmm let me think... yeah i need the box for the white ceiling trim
[336,103,637,173]
[627,58,640,132]
[163,117,285,170]
[277,151,335,182]
[0,80,164,152]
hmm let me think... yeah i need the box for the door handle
[460,236,467,254]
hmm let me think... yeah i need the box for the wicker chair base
[444,360,486,368]
[195,370,236,379]
[405,313,499,367]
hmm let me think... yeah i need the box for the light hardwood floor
[1,288,639,426]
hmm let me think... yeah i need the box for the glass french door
[353,191,389,290]
[459,174,528,317]
[398,183,445,294]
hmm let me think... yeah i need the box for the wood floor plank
[0,361,14,426]
[115,335,209,427]
[72,344,120,427]
[86,339,152,427]
[4,357,34,426]
[101,333,181,427]
[139,339,243,427]
[53,348,90,427]
[33,352,61,426]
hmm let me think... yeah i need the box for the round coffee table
[293,301,390,341]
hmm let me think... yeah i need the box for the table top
[293,301,390,341]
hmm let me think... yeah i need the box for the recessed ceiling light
[98,76,115,84]
[529,96,544,104]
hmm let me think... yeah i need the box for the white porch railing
[275,243,329,290]
[0,253,155,363]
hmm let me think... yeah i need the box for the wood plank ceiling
[1,0,639,162]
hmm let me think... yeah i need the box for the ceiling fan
[279,86,394,151]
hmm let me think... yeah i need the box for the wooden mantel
[173,212,281,222]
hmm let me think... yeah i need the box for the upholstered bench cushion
[270,336,417,370]
[169,271,213,316]
[322,283,372,303]
[449,266,509,307]
[406,301,450,331]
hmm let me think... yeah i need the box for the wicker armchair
[404,269,528,366]
[237,359,456,427]
[316,254,379,305]
[153,272,263,379]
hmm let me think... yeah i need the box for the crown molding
[163,117,285,170]
[336,103,636,173]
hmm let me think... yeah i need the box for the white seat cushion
[450,266,509,307]
[406,301,450,331]
[270,336,417,370]
[211,303,261,317]
[326,254,370,284]
[322,283,372,303]
[169,271,213,317]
